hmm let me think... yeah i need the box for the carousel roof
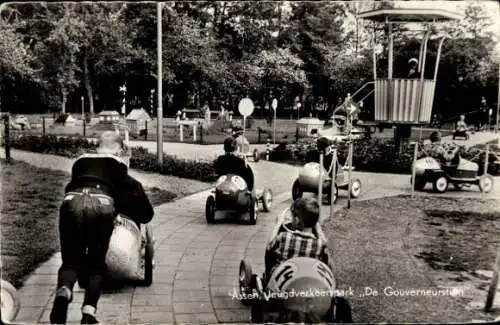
[357,8,463,23]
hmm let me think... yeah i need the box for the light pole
[496,65,500,133]
[119,84,127,116]
[157,2,163,164]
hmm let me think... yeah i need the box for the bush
[269,137,500,175]
[7,134,218,182]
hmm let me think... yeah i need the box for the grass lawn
[323,195,500,322]
[0,159,205,288]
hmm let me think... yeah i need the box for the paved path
[442,131,499,147]
[5,149,500,323]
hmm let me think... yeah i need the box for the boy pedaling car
[263,197,331,286]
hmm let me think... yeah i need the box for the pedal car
[1,279,20,324]
[292,161,361,204]
[411,148,493,193]
[452,129,469,140]
[233,130,260,162]
[205,173,273,225]
[98,215,154,286]
[238,211,352,323]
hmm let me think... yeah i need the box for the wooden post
[42,117,46,136]
[199,122,203,144]
[3,114,11,163]
[144,120,148,140]
[318,153,324,208]
[179,123,183,142]
[485,242,500,312]
[412,142,418,195]
[330,148,337,218]
[83,117,86,137]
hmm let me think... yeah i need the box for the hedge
[269,137,500,175]
[6,134,218,182]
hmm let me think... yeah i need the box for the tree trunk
[83,53,94,115]
[61,87,67,114]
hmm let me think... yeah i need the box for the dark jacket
[65,153,154,224]
[213,154,254,191]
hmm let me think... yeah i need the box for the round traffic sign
[238,98,254,117]
[271,99,278,111]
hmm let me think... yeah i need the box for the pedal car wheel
[411,176,426,191]
[262,189,273,212]
[141,226,154,287]
[433,176,448,193]
[239,260,254,306]
[478,175,493,193]
[248,197,258,225]
[329,296,353,323]
[205,196,216,223]
[251,301,264,323]
[1,279,20,324]
[325,184,338,205]
[292,179,302,200]
[350,179,362,198]
[253,149,260,162]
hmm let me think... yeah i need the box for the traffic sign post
[238,98,254,154]
[272,98,278,144]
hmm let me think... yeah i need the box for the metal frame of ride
[292,97,362,212]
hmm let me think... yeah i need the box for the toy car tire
[251,301,264,323]
[239,260,254,306]
[253,149,260,162]
[205,196,216,224]
[248,197,258,225]
[325,184,338,205]
[478,175,493,193]
[329,296,353,323]
[433,176,448,193]
[292,179,302,200]
[262,189,273,212]
[141,226,154,287]
[411,176,426,191]
[1,279,20,324]
[350,179,362,198]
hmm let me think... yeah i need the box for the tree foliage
[0,1,498,120]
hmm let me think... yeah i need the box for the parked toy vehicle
[205,172,273,225]
[75,215,154,288]
[292,158,361,204]
[1,279,20,324]
[238,211,352,323]
[411,147,494,193]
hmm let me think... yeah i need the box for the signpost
[272,98,278,144]
[157,2,163,164]
[238,97,254,154]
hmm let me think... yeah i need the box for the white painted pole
[318,153,324,209]
[412,142,418,195]
[157,2,163,164]
[347,139,353,209]
[273,109,276,145]
[484,144,489,175]
[330,148,337,218]
[485,240,500,311]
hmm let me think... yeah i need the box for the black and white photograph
[1,0,500,323]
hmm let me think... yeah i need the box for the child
[264,197,331,282]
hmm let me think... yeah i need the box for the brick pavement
[4,147,500,323]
